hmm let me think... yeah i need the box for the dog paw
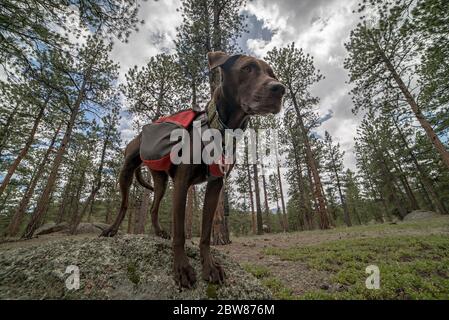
[174,259,197,288]
[156,229,171,240]
[202,260,225,284]
[99,228,117,237]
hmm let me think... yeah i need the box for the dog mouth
[244,96,283,115]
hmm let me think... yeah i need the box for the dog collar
[206,100,249,133]
[206,100,226,132]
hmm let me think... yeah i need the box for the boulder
[403,210,440,221]
[35,222,68,236]
[0,235,271,300]
[35,222,111,236]
[92,223,110,231]
[74,223,104,235]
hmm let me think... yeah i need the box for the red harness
[141,109,225,177]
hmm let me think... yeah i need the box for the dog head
[208,51,285,115]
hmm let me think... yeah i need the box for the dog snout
[269,83,286,96]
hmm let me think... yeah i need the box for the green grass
[243,264,272,279]
[243,264,296,299]
[264,234,449,300]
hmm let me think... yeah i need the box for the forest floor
[1,216,448,299]
[213,216,449,299]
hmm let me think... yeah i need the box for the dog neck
[207,86,250,132]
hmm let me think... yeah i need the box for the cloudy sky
[111,0,363,170]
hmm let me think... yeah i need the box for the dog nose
[270,83,286,96]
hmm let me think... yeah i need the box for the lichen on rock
[0,235,271,300]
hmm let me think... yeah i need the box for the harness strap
[206,100,226,132]
[204,101,250,179]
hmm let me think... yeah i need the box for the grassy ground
[219,217,449,300]
[2,215,448,300]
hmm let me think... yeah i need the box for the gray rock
[403,210,440,221]
[0,235,271,300]
[74,223,104,235]
[92,223,110,231]
[35,222,68,236]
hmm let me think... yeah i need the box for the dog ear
[207,51,230,70]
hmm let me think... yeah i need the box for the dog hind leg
[100,143,141,237]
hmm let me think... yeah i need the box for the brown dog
[101,51,285,288]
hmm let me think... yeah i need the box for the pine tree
[0,0,142,75]
[22,37,120,238]
[323,131,351,227]
[122,54,189,124]
[345,0,449,169]
[266,43,330,230]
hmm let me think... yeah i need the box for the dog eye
[242,65,251,73]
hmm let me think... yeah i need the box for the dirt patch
[213,217,449,298]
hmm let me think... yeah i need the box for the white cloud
[111,0,182,82]
[245,0,360,170]
[112,0,362,171]
[109,0,183,145]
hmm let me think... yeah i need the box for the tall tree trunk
[333,163,351,227]
[5,123,61,237]
[379,49,449,169]
[398,171,420,211]
[319,179,336,227]
[0,98,48,197]
[56,147,80,224]
[212,188,231,245]
[364,160,388,222]
[276,163,288,231]
[352,205,362,225]
[252,163,264,235]
[128,204,136,234]
[378,153,408,219]
[271,179,284,231]
[135,187,151,234]
[22,77,87,239]
[68,166,87,231]
[87,200,95,223]
[290,132,312,230]
[306,165,320,221]
[386,151,420,211]
[246,156,257,234]
[127,186,137,234]
[291,97,329,229]
[138,188,150,234]
[261,164,271,232]
[392,118,448,214]
[70,127,110,234]
[56,191,68,224]
[133,190,142,234]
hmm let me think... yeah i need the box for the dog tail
[135,165,154,191]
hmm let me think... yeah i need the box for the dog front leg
[200,178,225,284]
[172,176,197,288]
